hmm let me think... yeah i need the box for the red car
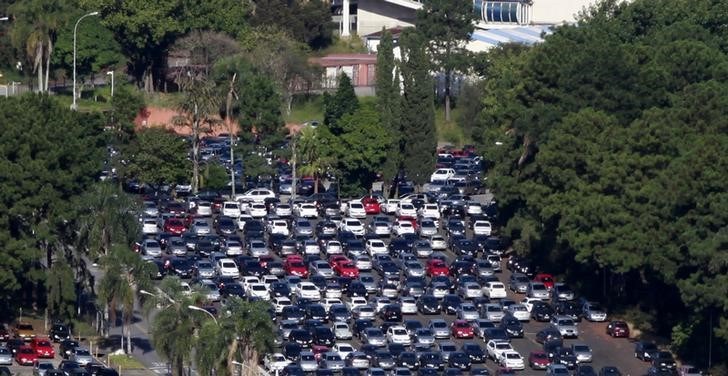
[451,320,474,339]
[328,255,349,268]
[606,321,630,338]
[30,338,55,358]
[361,198,381,215]
[533,274,555,290]
[15,346,37,365]
[426,259,450,277]
[284,256,308,278]
[163,218,187,234]
[258,255,274,269]
[333,261,359,278]
[528,351,550,370]
[312,345,330,361]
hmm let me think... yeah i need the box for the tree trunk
[175,355,185,376]
[125,308,132,354]
[35,43,44,93]
[143,65,154,93]
[192,110,200,194]
[226,338,238,376]
[45,37,53,92]
[444,71,451,122]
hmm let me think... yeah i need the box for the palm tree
[76,183,140,259]
[297,126,333,194]
[97,246,154,354]
[146,277,207,376]
[173,77,222,194]
[193,298,275,376]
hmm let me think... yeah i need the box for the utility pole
[227,73,238,199]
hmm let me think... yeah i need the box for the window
[475,0,523,24]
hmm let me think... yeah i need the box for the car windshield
[573,345,589,352]
[18,324,33,330]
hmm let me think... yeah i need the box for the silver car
[334,322,353,340]
[571,343,593,363]
[362,328,387,347]
[346,352,371,369]
[353,305,376,320]
[413,328,436,345]
[311,260,336,278]
[404,261,425,278]
[413,241,433,258]
[456,303,480,321]
[550,315,579,338]
[320,352,345,371]
[428,319,450,339]
[299,351,319,372]
[527,282,550,299]
[482,303,505,322]
[508,273,530,294]
[360,275,378,293]
[70,347,94,365]
[194,260,216,279]
[168,237,188,256]
[33,360,54,376]
[0,347,11,365]
[248,239,270,257]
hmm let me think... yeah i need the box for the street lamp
[106,70,114,97]
[139,289,176,305]
[71,11,99,110]
[0,16,9,21]
[187,305,218,325]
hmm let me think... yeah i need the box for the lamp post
[106,71,114,97]
[139,289,176,305]
[71,11,99,110]
[0,16,9,21]
[187,305,218,325]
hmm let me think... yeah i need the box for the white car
[347,202,367,218]
[192,220,211,235]
[393,221,415,236]
[506,304,530,321]
[332,343,356,360]
[223,240,244,256]
[521,297,542,312]
[386,326,412,345]
[430,235,447,250]
[346,297,368,311]
[216,258,240,279]
[311,261,336,278]
[466,202,483,216]
[241,276,261,290]
[323,298,344,312]
[418,204,441,219]
[196,201,213,216]
[498,350,525,370]
[430,168,456,182]
[473,220,492,236]
[341,218,365,236]
[354,255,372,271]
[274,204,292,217]
[268,220,290,236]
[396,203,417,217]
[295,282,321,301]
[366,239,388,256]
[399,297,417,314]
[222,201,241,217]
[273,297,292,313]
[324,240,344,255]
[142,239,162,257]
[248,203,268,218]
[418,220,438,237]
[264,353,291,372]
[486,340,513,361]
[382,199,400,214]
[460,282,484,299]
[484,282,507,299]
[246,283,270,300]
[235,188,276,202]
[370,221,392,236]
[142,218,158,234]
[333,322,353,340]
[295,203,318,218]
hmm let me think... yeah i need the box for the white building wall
[530,0,596,24]
[357,0,415,36]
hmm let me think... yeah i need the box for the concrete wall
[357,0,415,36]
[531,0,596,24]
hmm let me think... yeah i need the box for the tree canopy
[475,0,728,366]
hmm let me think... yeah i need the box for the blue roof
[470,25,553,48]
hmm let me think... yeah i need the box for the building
[309,54,378,95]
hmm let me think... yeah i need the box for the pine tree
[400,29,436,185]
[375,29,402,187]
[323,73,358,134]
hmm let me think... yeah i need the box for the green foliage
[400,29,436,185]
[375,29,401,183]
[46,257,76,320]
[109,86,145,142]
[323,74,358,134]
[203,162,230,191]
[250,0,332,49]
[181,0,251,39]
[0,95,104,314]
[476,0,728,366]
[124,128,190,186]
[51,15,125,78]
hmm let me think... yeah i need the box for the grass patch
[108,354,146,369]
[285,95,325,124]
[71,319,99,340]
[317,35,369,56]
[435,106,469,146]
[144,91,183,109]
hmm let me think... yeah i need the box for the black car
[650,352,676,370]
[554,347,577,369]
[86,363,120,376]
[418,352,444,370]
[453,240,478,257]
[442,295,462,315]
[418,369,438,376]
[60,339,80,358]
[59,361,83,373]
[271,282,292,298]
[282,306,306,323]
[329,305,352,322]
[398,351,419,369]
[536,327,563,344]
[50,323,72,342]
[575,365,598,376]
[283,365,305,376]
[380,304,402,322]
[543,340,563,359]
[353,319,374,339]
[348,281,368,297]
[531,301,555,322]
[312,326,335,347]
[448,352,471,370]
[461,343,486,363]
[282,343,303,361]
[417,295,441,314]
[241,260,267,277]
[482,328,509,342]
[499,316,524,338]
[305,304,328,322]
[635,341,659,361]
[220,284,246,298]
[289,329,313,346]
[387,343,406,358]
[341,367,361,376]
[598,367,622,376]
[556,301,582,322]
[167,258,194,278]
